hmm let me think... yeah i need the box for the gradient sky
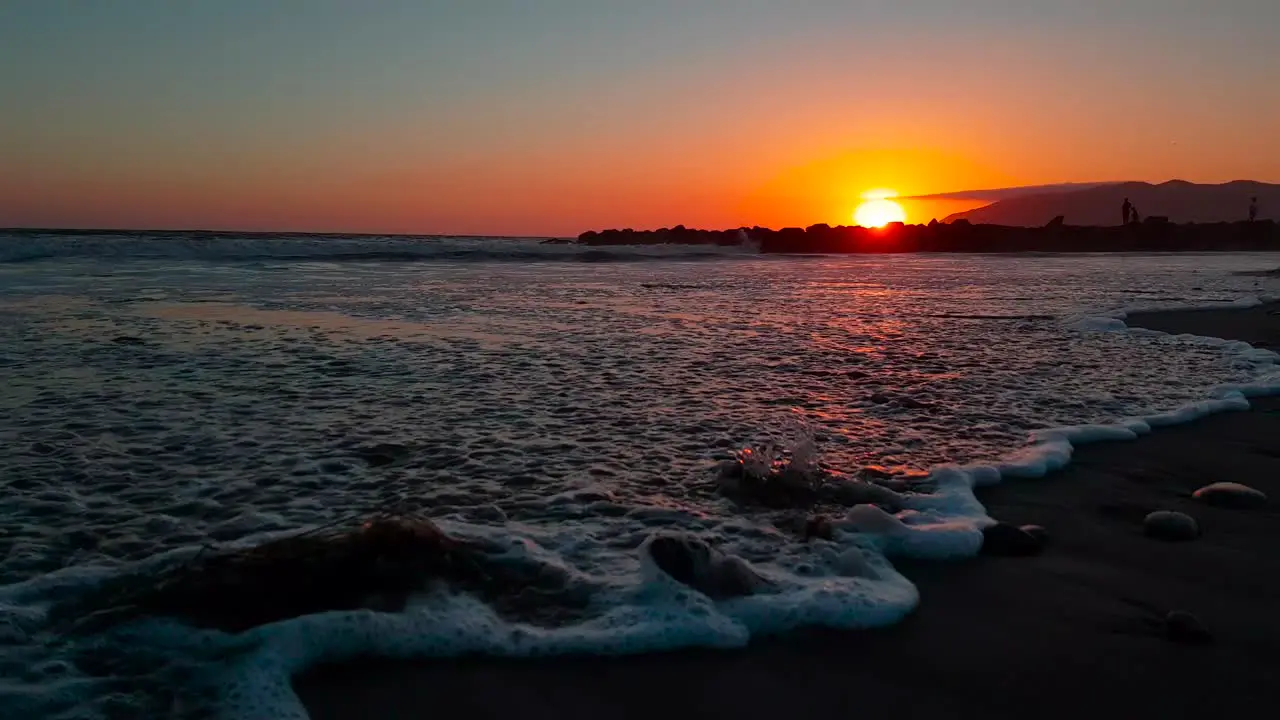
[2,1,1277,235]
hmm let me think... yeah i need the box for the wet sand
[297,304,1280,720]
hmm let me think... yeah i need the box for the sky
[1,1,1277,235]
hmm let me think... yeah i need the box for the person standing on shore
[1249,196,1258,222]
[1122,198,1133,225]
[1130,204,1140,224]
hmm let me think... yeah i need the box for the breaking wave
[0,232,758,265]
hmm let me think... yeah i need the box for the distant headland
[942,180,1279,226]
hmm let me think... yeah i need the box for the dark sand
[297,305,1280,719]
[1126,301,1280,349]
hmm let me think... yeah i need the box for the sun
[853,189,908,228]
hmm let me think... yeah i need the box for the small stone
[1143,511,1199,541]
[980,522,1044,557]
[1191,482,1268,509]
[1164,610,1212,645]
[644,533,768,599]
[804,515,834,541]
[1018,524,1049,543]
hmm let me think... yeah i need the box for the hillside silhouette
[943,180,1277,226]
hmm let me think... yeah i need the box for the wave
[2,279,1278,718]
[214,298,1280,718]
[0,233,758,265]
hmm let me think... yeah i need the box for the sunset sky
[2,1,1277,235]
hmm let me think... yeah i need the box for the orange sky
[2,3,1277,235]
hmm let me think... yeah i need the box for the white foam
[3,252,1279,720]
[210,541,920,719]
[853,307,1280,545]
[217,288,1280,720]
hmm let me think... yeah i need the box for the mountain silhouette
[906,182,1117,203]
[943,180,1276,226]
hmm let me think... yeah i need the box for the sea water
[1,233,1278,718]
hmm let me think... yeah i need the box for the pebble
[1018,524,1049,543]
[803,515,834,541]
[645,533,767,599]
[1191,481,1268,509]
[980,522,1045,557]
[1143,511,1199,541]
[1164,610,1213,645]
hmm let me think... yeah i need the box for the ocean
[2,232,1278,719]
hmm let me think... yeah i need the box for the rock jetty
[576,219,1280,254]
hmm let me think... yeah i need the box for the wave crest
[0,233,759,265]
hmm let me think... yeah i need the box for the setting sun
[854,190,908,228]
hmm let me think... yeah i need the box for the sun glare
[854,190,907,228]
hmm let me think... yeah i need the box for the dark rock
[644,533,767,599]
[1018,524,1049,543]
[645,534,711,588]
[714,459,744,484]
[715,457,819,509]
[49,515,587,633]
[575,214,1280,255]
[1143,511,1200,541]
[1191,481,1268,509]
[804,516,834,542]
[1164,610,1213,645]
[980,522,1044,557]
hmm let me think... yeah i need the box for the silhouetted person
[1249,196,1258,222]
[1122,198,1133,225]
[1130,205,1140,224]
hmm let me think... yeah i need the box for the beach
[297,302,1280,720]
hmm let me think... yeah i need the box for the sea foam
[1,246,1277,719]
[206,303,1280,719]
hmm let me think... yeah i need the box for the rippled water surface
[1,235,1278,718]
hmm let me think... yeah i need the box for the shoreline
[296,303,1280,720]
